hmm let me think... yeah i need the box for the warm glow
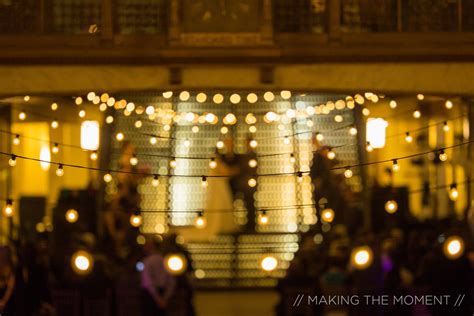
[81,121,100,151]
[443,236,464,260]
[261,256,278,272]
[71,250,93,275]
[321,208,335,223]
[39,146,51,171]
[3,201,13,217]
[366,118,388,148]
[66,209,79,223]
[130,214,143,227]
[195,213,207,228]
[165,254,187,275]
[351,246,373,269]
[258,211,269,225]
[385,200,398,214]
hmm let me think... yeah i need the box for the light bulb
[201,176,208,187]
[261,256,278,272]
[71,250,93,275]
[51,103,58,111]
[290,154,296,164]
[327,149,336,160]
[4,200,13,217]
[130,155,138,166]
[151,175,160,187]
[392,159,400,172]
[258,211,269,225]
[18,111,26,120]
[316,133,324,142]
[417,94,424,100]
[216,140,225,149]
[183,139,191,147]
[439,150,448,162]
[349,127,358,136]
[283,136,291,145]
[248,178,257,187]
[445,100,453,109]
[389,100,397,109]
[195,212,206,228]
[297,172,303,183]
[209,158,217,169]
[12,135,20,146]
[351,246,373,270]
[443,236,464,260]
[385,200,398,214]
[443,122,450,132]
[169,159,177,168]
[405,132,413,143]
[78,110,86,118]
[130,213,143,227]
[8,155,17,167]
[449,184,459,201]
[56,164,64,177]
[116,132,124,141]
[249,140,258,148]
[51,119,59,129]
[52,143,59,154]
[90,151,98,161]
[321,208,335,223]
[248,159,257,168]
[366,142,374,152]
[65,209,79,223]
[103,173,112,183]
[413,110,421,119]
[150,137,157,145]
[344,167,353,179]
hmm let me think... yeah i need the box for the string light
[24,95,30,102]
[8,155,17,167]
[51,103,58,111]
[443,236,464,260]
[230,93,241,104]
[149,137,157,145]
[260,255,278,272]
[405,132,413,143]
[3,199,13,217]
[71,250,93,275]
[201,176,208,187]
[246,93,258,103]
[56,164,64,177]
[90,151,98,161]
[87,92,96,101]
[297,171,303,183]
[130,154,138,166]
[196,92,207,103]
[192,126,200,133]
[165,254,187,275]
[445,100,453,109]
[280,90,291,100]
[389,99,397,109]
[129,213,143,228]
[216,140,225,149]
[316,132,324,142]
[257,210,268,225]
[65,209,79,223]
[439,150,448,162]
[413,110,421,119]
[52,143,59,154]
[366,141,374,152]
[327,149,336,160]
[443,121,450,132]
[385,200,398,214]
[116,132,124,141]
[249,139,258,149]
[392,159,400,172]
[248,159,257,168]
[170,159,177,168]
[417,94,424,100]
[449,184,459,201]
[51,119,59,129]
[78,110,86,118]
[152,175,159,187]
[209,158,217,169]
[213,93,224,104]
[194,211,206,228]
[103,172,112,183]
[248,178,257,187]
[351,246,373,270]
[349,127,358,136]
[13,135,20,146]
[18,111,26,121]
[283,136,291,145]
[179,91,190,101]
[183,139,191,147]
[321,208,335,223]
[263,91,275,102]
[290,154,296,164]
[344,167,353,179]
